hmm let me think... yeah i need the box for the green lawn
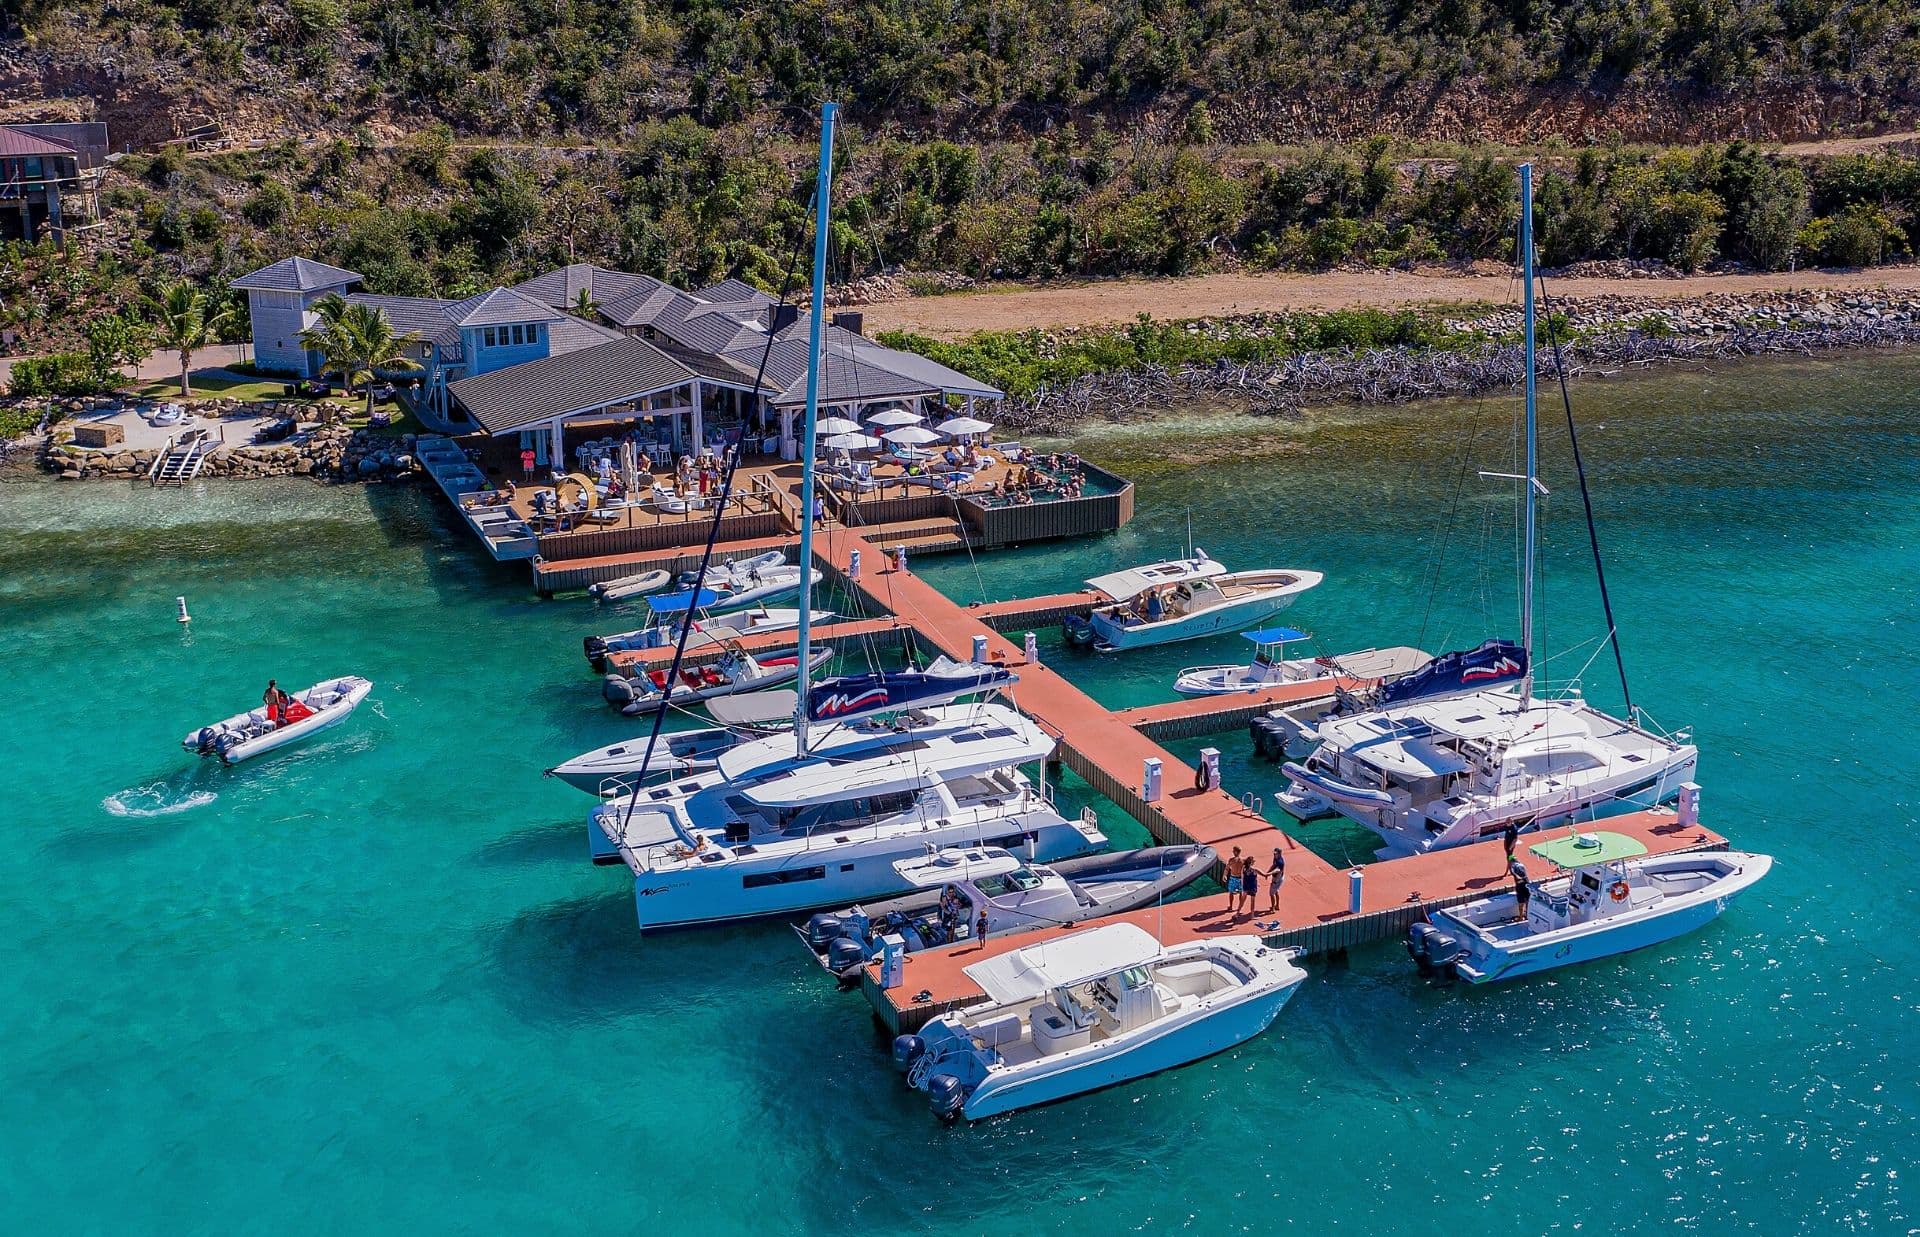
[129,374,300,402]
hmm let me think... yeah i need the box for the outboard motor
[583,635,609,671]
[194,726,219,756]
[891,1034,926,1073]
[826,936,868,977]
[602,675,635,708]
[804,913,844,949]
[926,1072,967,1121]
[1406,922,1462,977]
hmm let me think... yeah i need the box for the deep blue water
[2,351,1916,1233]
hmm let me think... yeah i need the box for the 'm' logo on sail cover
[815,686,890,716]
[1462,656,1522,682]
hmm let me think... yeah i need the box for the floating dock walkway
[783,527,1729,1033]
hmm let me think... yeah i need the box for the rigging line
[622,197,816,835]
[1414,391,1490,651]
[1537,274,1634,718]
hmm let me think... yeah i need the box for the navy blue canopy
[1373,639,1527,708]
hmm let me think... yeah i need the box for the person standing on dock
[1508,855,1532,922]
[1501,819,1520,872]
[1225,847,1246,914]
[1269,847,1285,914]
[1241,857,1260,920]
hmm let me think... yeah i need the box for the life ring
[1609,880,1630,902]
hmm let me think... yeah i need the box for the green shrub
[9,352,102,397]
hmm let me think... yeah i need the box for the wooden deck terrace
[859,806,1727,1033]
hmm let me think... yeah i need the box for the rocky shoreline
[8,397,422,484]
[993,287,1920,428]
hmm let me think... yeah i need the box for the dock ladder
[151,429,215,487]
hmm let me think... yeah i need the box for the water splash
[102,783,217,817]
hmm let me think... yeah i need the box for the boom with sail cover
[805,658,1017,725]
[1371,639,1527,708]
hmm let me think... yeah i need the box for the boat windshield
[975,867,1045,897]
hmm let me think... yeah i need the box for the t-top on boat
[894,923,1307,1121]
[1078,569,1324,652]
[798,843,1217,980]
[1062,552,1226,647]
[1406,830,1772,983]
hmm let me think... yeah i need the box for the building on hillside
[227,259,1002,469]
[0,122,109,244]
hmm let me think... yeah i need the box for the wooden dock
[859,806,1726,1033]
[601,616,908,673]
[778,528,1729,1032]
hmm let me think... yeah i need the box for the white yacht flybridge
[1278,164,1697,857]
[588,103,1104,931]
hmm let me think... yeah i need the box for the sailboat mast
[1519,161,1538,705]
[793,100,838,756]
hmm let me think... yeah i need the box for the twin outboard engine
[194,726,220,756]
[925,1073,966,1121]
[825,937,868,977]
[1406,922,1464,978]
[804,913,844,948]
[583,635,610,671]
[1248,713,1291,762]
[891,1034,926,1073]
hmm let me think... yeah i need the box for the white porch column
[780,407,798,461]
[690,380,705,452]
[549,418,564,476]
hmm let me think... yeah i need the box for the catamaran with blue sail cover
[1277,166,1696,856]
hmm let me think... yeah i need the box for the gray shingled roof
[601,284,701,329]
[655,341,770,389]
[513,264,667,312]
[768,350,938,408]
[547,314,628,355]
[446,338,696,434]
[342,293,455,337]
[445,288,567,328]
[694,278,775,306]
[230,257,363,293]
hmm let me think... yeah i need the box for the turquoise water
[3,352,1917,1233]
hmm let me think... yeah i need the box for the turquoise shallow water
[3,352,1918,1233]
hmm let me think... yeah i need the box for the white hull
[1090,570,1322,651]
[1424,850,1771,983]
[963,972,1298,1118]
[547,725,755,795]
[183,676,372,764]
[626,811,1103,930]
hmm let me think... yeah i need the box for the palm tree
[570,288,598,319]
[144,281,236,399]
[300,300,424,416]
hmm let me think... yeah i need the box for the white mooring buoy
[176,596,191,624]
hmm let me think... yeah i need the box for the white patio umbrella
[822,431,882,451]
[882,425,942,446]
[814,415,863,436]
[934,416,994,438]
[866,406,924,427]
[619,440,639,492]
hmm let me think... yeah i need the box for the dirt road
[859,266,1920,340]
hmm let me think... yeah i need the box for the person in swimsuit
[1225,846,1246,914]
[1241,858,1260,919]
[263,679,281,726]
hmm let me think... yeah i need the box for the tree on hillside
[143,281,235,399]
[298,297,424,414]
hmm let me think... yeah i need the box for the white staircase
[151,430,214,487]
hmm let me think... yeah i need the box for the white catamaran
[1277,165,1697,857]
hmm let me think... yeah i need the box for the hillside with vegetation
[4,0,1920,390]
[6,0,1920,147]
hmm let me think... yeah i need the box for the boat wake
[103,783,218,818]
